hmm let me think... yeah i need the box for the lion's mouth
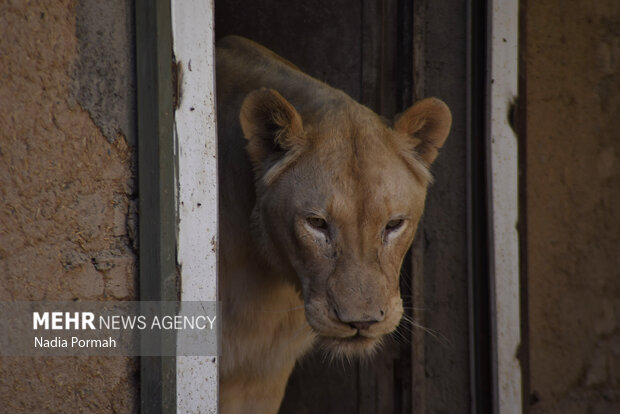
[339,330,374,341]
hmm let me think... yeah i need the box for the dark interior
[215,0,474,412]
[215,1,416,412]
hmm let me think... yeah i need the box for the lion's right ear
[240,88,305,176]
[394,97,452,166]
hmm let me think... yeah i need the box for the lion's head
[239,88,451,357]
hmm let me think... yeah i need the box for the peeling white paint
[172,0,218,412]
[488,1,522,413]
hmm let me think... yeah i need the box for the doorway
[215,1,472,412]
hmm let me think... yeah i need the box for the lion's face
[240,90,451,357]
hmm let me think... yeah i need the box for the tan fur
[216,36,451,414]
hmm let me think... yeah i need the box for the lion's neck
[220,261,316,395]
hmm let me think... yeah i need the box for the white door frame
[172,0,219,412]
[487,0,522,412]
[166,0,522,411]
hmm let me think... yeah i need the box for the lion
[216,36,451,413]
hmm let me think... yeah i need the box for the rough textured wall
[526,0,620,412]
[0,0,138,412]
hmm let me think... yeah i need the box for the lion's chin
[317,334,383,361]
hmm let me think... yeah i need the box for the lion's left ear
[394,97,452,165]
[240,88,304,172]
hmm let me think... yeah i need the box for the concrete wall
[525,0,620,412]
[0,1,138,411]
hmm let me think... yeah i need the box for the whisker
[400,314,451,347]
[390,329,409,345]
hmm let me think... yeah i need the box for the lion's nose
[334,305,386,330]
[348,320,378,331]
[336,308,385,330]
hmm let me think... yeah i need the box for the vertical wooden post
[172,0,219,412]
[488,0,522,412]
[136,0,177,412]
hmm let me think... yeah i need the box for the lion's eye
[385,219,404,232]
[307,217,328,231]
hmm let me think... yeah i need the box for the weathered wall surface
[0,0,138,411]
[526,0,620,412]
